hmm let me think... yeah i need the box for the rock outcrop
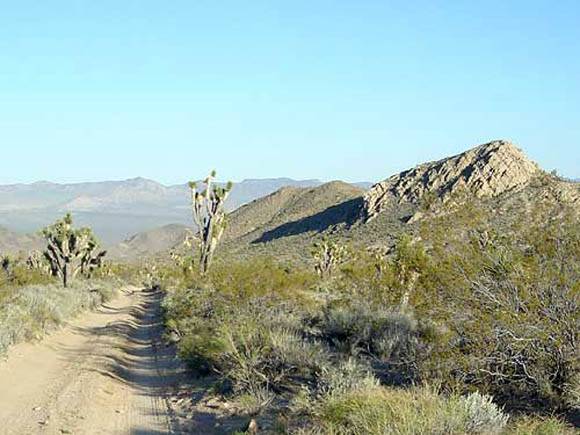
[363,140,540,221]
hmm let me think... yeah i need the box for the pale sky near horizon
[1,1,579,185]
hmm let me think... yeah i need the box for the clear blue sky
[1,0,578,184]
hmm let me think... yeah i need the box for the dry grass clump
[0,279,118,356]
[505,415,578,435]
[300,385,508,435]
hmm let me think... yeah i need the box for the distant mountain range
[0,177,372,246]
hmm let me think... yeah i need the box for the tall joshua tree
[40,213,106,287]
[189,170,233,273]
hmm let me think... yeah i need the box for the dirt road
[0,287,194,435]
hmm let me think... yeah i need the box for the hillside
[362,140,540,221]
[226,181,364,243]
[106,224,190,261]
[0,226,43,255]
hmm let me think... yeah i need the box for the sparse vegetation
[2,142,579,433]
[305,386,508,435]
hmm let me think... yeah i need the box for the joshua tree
[189,171,233,273]
[1,255,12,276]
[26,250,52,275]
[312,238,350,279]
[40,213,106,287]
[367,245,392,279]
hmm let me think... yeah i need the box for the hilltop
[362,140,540,221]
[225,181,364,244]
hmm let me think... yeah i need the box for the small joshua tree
[26,250,52,275]
[40,213,106,287]
[367,245,392,279]
[189,171,233,273]
[312,238,350,279]
[1,254,12,276]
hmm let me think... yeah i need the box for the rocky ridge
[363,140,540,221]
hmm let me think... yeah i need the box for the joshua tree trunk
[189,171,232,274]
[63,263,71,288]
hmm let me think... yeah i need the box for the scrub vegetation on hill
[158,195,580,434]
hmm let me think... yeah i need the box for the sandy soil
[0,287,208,435]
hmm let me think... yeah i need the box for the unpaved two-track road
[0,287,193,435]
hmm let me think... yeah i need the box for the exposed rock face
[363,140,540,221]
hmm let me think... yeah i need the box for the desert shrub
[161,257,320,362]
[160,256,317,305]
[390,205,580,414]
[162,209,580,424]
[207,257,317,303]
[233,386,276,415]
[334,236,434,311]
[0,255,56,309]
[506,415,578,435]
[164,287,328,395]
[447,276,580,411]
[315,359,379,398]
[425,217,580,411]
[565,373,580,410]
[303,385,508,435]
[290,358,379,420]
[0,279,117,356]
[318,303,445,385]
[461,391,510,433]
[217,311,328,393]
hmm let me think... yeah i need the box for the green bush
[427,220,580,411]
